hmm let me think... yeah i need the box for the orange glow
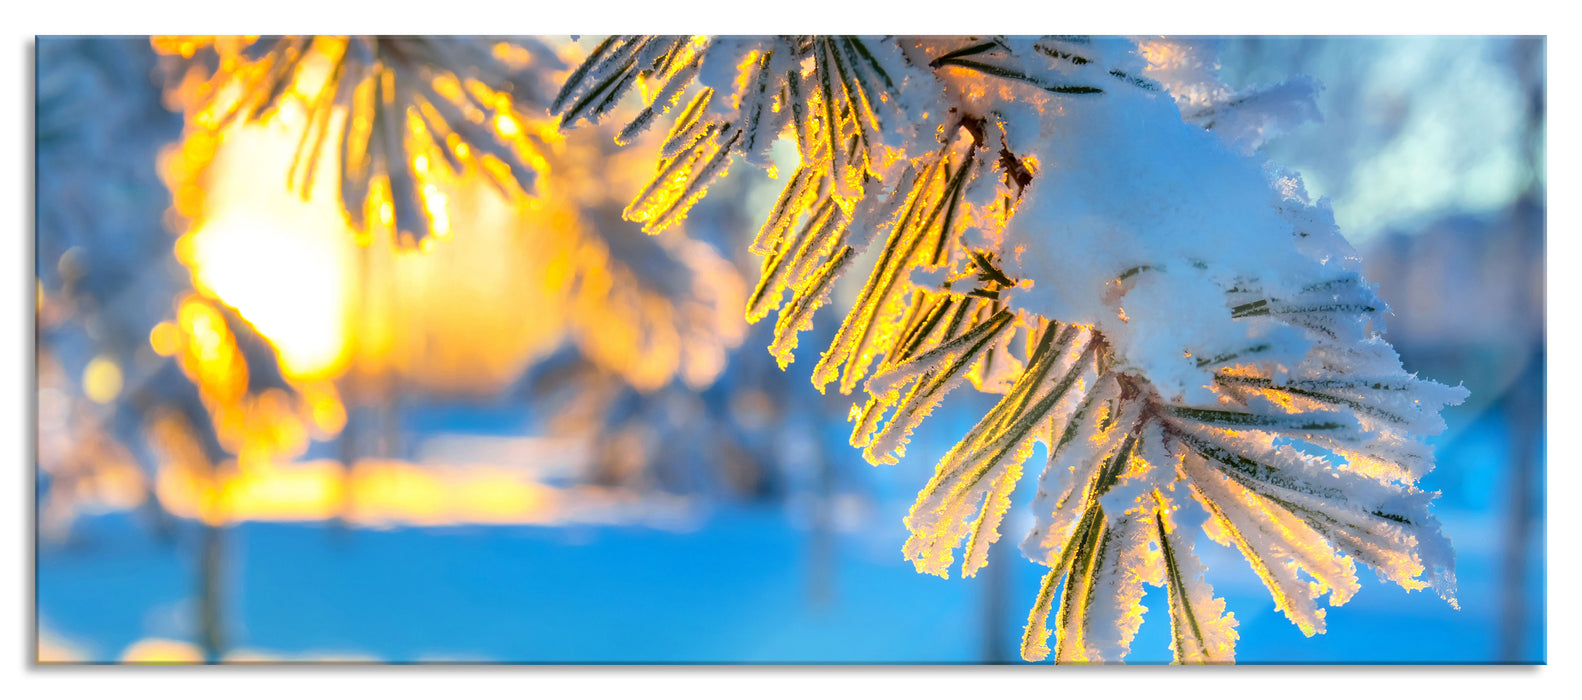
[176,297,247,404]
[149,320,183,356]
[81,355,123,404]
[494,113,521,138]
[421,184,451,239]
[1136,39,1183,74]
[168,118,570,395]
[37,625,86,663]
[179,116,356,381]
[154,35,747,405]
[185,215,352,379]
[154,458,572,526]
[121,638,204,664]
[300,381,347,434]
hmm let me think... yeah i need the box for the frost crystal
[553,34,1469,664]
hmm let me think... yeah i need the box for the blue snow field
[36,402,1544,664]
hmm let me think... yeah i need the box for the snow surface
[998,84,1331,402]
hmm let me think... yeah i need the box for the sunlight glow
[177,117,356,381]
[151,458,603,527]
[120,639,204,664]
[184,215,352,379]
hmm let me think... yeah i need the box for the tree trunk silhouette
[1497,36,1544,664]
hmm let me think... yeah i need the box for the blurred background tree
[39,36,872,662]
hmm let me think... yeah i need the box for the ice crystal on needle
[553,35,1468,664]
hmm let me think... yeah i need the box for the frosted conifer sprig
[553,35,1469,664]
[154,35,564,246]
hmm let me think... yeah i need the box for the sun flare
[184,214,352,379]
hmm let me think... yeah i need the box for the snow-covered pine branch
[551,34,1469,664]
